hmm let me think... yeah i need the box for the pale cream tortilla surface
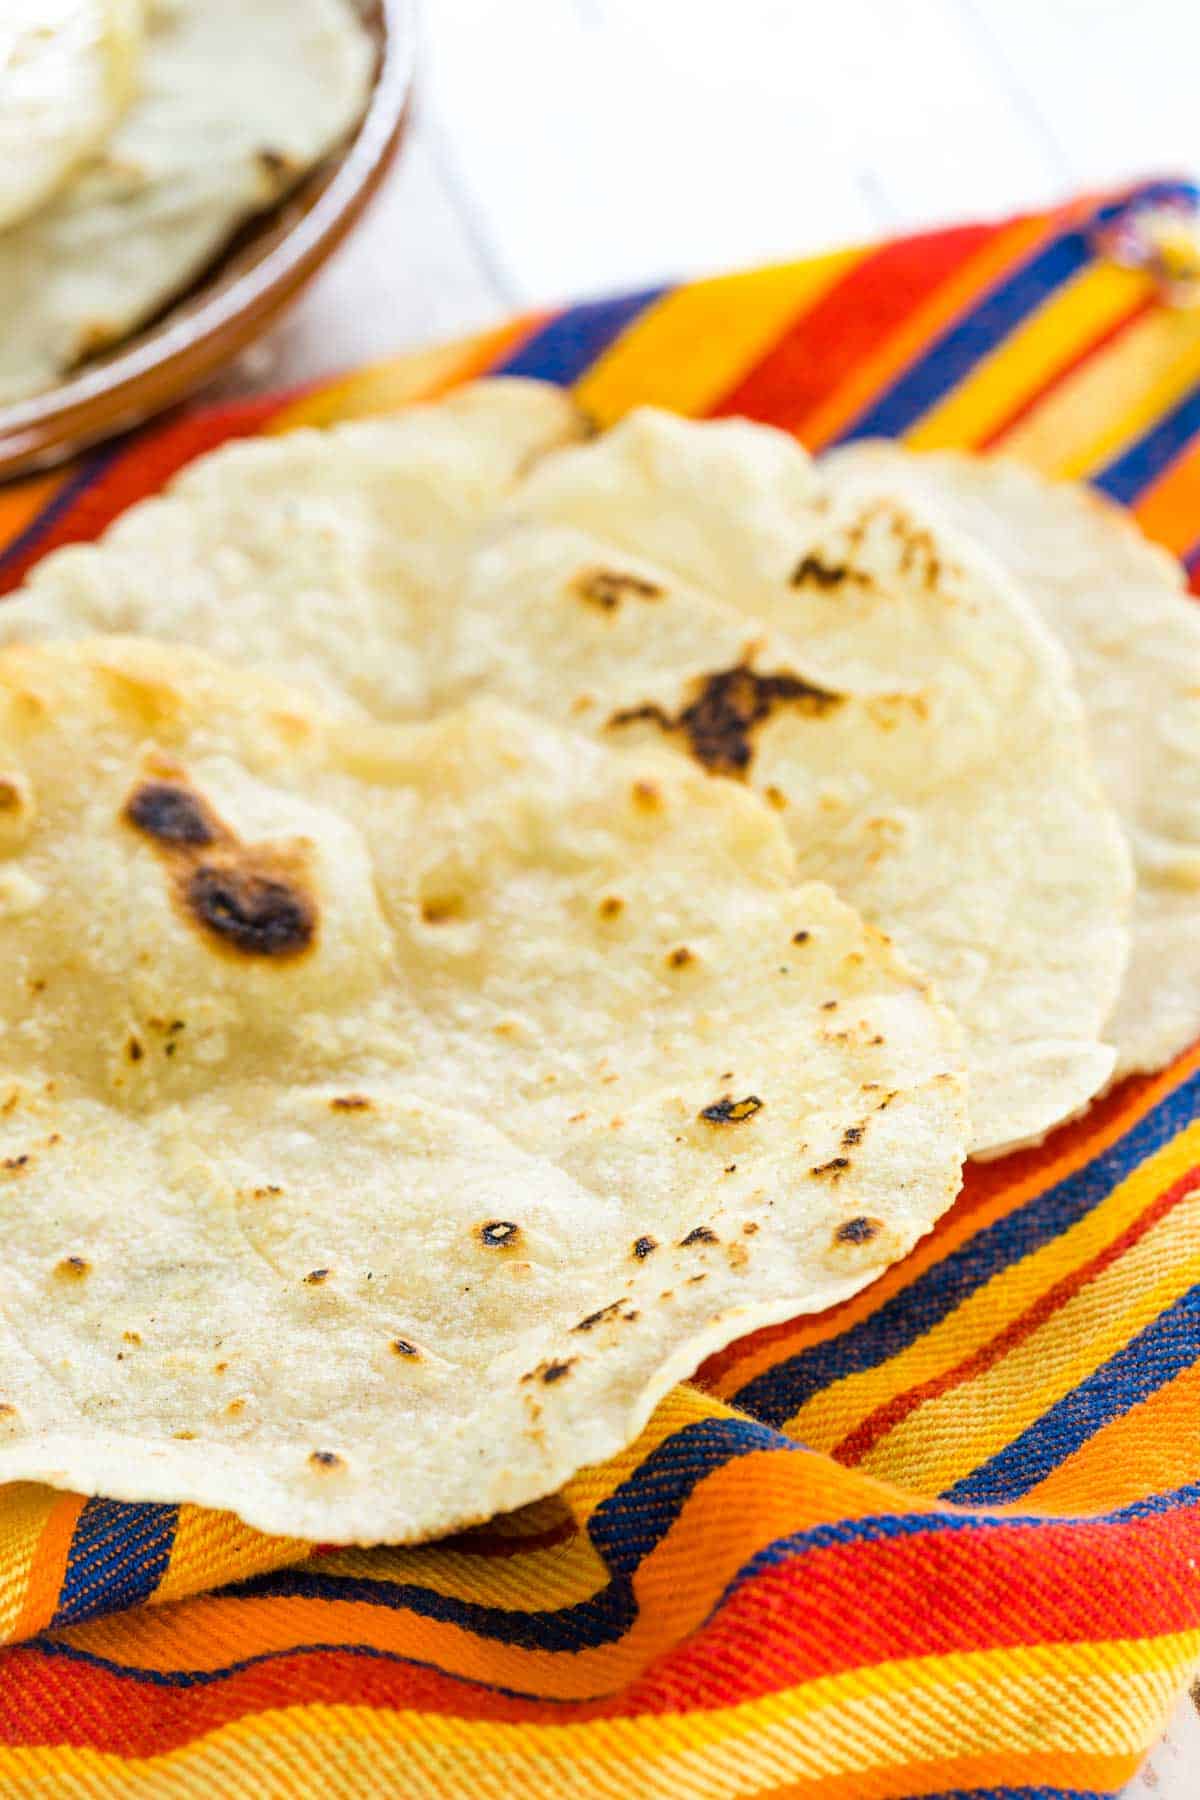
[0,392,1133,1154]
[0,0,373,403]
[0,638,968,1543]
[825,442,1200,1079]
[497,408,1134,1154]
[2,380,591,717]
[0,0,142,230]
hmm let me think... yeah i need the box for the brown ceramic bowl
[0,0,415,480]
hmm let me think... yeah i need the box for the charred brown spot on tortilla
[55,1255,90,1279]
[3,1154,29,1171]
[124,781,219,847]
[479,1221,520,1249]
[743,1221,759,1236]
[764,785,788,810]
[574,568,664,610]
[226,1398,247,1417]
[632,1234,658,1259]
[790,553,872,590]
[540,1359,574,1384]
[123,1331,141,1346]
[303,1269,330,1286]
[256,146,294,182]
[667,946,695,969]
[631,779,662,812]
[836,1215,881,1245]
[811,1156,851,1180]
[0,1404,16,1418]
[573,1300,624,1332]
[700,1093,763,1125]
[610,663,843,777]
[331,1095,371,1113]
[792,930,811,945]
[420,893,465,924]
[841,1124,865,1148]
[598,895,624,920]
[390,1338,420,1359]
[125,775,319,962]
[308,1449,343,1471]
[186,859,316,960]
[679,1226,719,1247]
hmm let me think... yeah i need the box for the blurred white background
[258,0,1200,387]
[249,4,1200,1788]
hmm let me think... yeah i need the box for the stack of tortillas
[0,0,374,402]
[0,378,1194,1544]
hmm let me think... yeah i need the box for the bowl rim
[0,0,418,471]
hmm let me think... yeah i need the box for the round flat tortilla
[0,0,373,404]
[0,0,142,231]
[1,379,592,715]
[0,637,967,1542]
[496,408,1133,1154]
[825,443,1200,1080]
[1,391,1132,1154]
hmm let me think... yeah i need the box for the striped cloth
[0,177,1197,1799]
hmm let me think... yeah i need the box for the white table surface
[229,2,1200,1786]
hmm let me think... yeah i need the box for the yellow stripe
[903,262,1152,450]
[862,1188,1200,1493]
[263,320,532,435]
[784,1124,1200,1459]
[0,1634,1191,1798]
[154,1507,308,1609]
[1000,301,1200,476]
[321,1528,608,1614]
[573,251,864,429]
[563,1385,736,1525]
[0,1486,57,1642]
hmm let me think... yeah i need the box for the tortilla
[1,379,593,716]
[825,443,1200,1079]
[489,408,1133,1154]
[0,637,967,1542]
[0,0,373,404]
[3,394,1131,1152]
[0,0,142,231]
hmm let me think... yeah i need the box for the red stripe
[981,291,1160,449]
[708,222,998,433]
[0,394,288,597]
[4,1499,1198,1750]
[835,1161,1200,1467]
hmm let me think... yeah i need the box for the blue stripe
[27,1479,1199,1686]
[0,443,121,580]
[1093,381,1200,505]
[51,1499,177,1628]
[944,1283,1200,1504]
[913,1789,1114,1799]
[494,285,666,384]
[833,179,1197,447]
[733,1065,1200,1428]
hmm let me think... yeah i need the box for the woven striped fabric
[0,177,1197,1800]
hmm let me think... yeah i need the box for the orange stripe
[0,471,66,558]
[56,1448,927,1698]
[11,1494,86,1642]
[796,209,1069,449]
[1023,1358,1200,1512]
[753,1749,1141,1799]
[704,1047,1200,1402]
[1131,431,1200,554]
